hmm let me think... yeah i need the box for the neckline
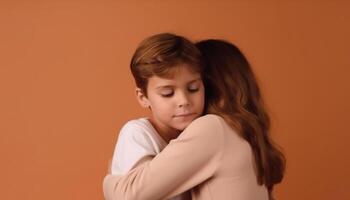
[141,118,168,147]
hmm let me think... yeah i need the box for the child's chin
[174,122,192,131]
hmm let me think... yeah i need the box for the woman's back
[191,114,268,200]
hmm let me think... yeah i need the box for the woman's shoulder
[191,114,225,127]
[176,114,225,160]
[186,114,238,138]
[179,114,225,140]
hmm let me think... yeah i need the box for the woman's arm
[103,114,224,200]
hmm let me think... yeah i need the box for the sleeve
[103,114,224,200]
[110,121,157,175]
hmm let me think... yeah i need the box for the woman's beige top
[103,114,268,200]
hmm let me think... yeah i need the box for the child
[110,33,205,200]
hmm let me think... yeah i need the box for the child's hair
[196,39,286,199]
[130,33,203,96]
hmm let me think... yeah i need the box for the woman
[103,39,286,200]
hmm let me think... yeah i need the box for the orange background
[1,1,349,199]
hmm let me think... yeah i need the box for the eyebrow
[155,78,201,90]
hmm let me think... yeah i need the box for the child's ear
[135,88,150,108]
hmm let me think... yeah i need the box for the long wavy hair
[196,39,286,199]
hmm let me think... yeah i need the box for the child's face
[141,64,205,134]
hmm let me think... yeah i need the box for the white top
[111,118,190,200]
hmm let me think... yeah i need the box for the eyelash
[161,93,173,98]
[161,87,199,98]
[188,87,199,92]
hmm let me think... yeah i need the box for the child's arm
[110,120,157,175]
[103,115,224,200]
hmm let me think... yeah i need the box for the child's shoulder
[119,117,158,141]
[117,118,165,151]
[121,117,150,131]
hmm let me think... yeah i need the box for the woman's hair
[130,33,203,96]
[196,39,286,198]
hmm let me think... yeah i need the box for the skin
[136,64,205,143]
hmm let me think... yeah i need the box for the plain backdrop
[1,1,349,199]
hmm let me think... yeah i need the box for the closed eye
[161,92,174,97]
[188,88,199,93]
[159,89,174,97]
[188,83,200,93]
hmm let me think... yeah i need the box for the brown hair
[196,39,286,199]
[130,33,203,96]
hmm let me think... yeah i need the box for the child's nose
[177,91,190,107]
